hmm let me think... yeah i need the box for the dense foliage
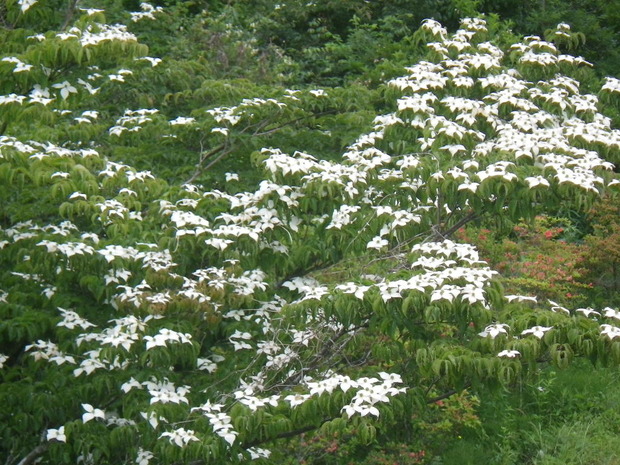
[1,1,620,464]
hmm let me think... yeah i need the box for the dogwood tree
[1,2,620,464]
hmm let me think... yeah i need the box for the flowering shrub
[1,5,620,465]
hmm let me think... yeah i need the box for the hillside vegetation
[1,1,620,464]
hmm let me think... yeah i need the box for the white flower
[82,404,105,423]
[603,307,620,320]
[46,426,66,442]
[248,447,271,459]
[505,295,537,303]
[205,237,233,250]
[196,357,218,373]
[367,236,388,250]
[460,284,486,304]
[479,323,509,339]
[211,127,229,136]
[2,57,33,73]
[29,84,53,105]
[548,300,570,315]
[575,307,600,318]
[170,116,195,126]
[229,331,253,351]
[220,431,237,446]
[136,56,162,67]
[285,393,310,407]
[73,356,106,377]
[430,285,460,303]
[136,448,154,465]
[378,372,402,384]
[140,411,165,429]
[159,428,198,448]
[56,32,78,40]
[0,94,26,105]
[497,350,521,358]
[191,401,222,416]
[341,400,379,418]
[130,2,164,21]
[80,8,104,15]
[57,307,96,330]
[144,328,192,350]
[600,324,620,340]
[149,382,190,405]
[525,176,550,189]
[207,412,233,434]
[521,326,553,339]
[238,396,267,411]
[440,144,467,156]
[458,181,479,192]
[18,0,38,12]
[82,110,99,119]
[52,81,78,100]
[121,377,143,393]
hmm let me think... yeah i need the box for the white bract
[46,426,66,443]
[479,323,510,339]
[159,428,199,448]
[81,404,105,423]
[497,350,521,358]
[521,326,553,339]
[18,0,38,12]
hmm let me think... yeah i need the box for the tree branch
[426,210,480,242]
[426,386,469,404]
[274,325,362,390]
[60,0,79,31]
[243,416,337,449]
[180,416,339,465]
[442,211,480,238]
[184,382,470,465]
[241,381,471,450]
[184,108,340,184]
[251,110,338,137]
[16,444,48,465]
[184,143,226,184]
[202,147,234,172]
